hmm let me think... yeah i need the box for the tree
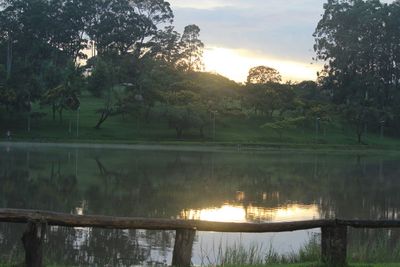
[41,64,82,122]
[161,81,209,139]
[243,83,295,117]
[0,0,88,116]
[0,0,19,80]
[176,24,204,72]
[87,0,141,55]
[130,0,174,58]
[314,0,400,136]
[341,102,378,144]
[150,26,181,66]
[87,0,173,57]
[87,59,121,129]
[247,66,282,84]
[0,86,17,112]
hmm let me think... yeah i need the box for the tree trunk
[52,104,56,121]
[58,108,63,122]
[176,128,183,139]
[356,126,363,144]
[94,111,110,129]
[6,37,12,79]
[199,127,204,138]
[145,106,152,123]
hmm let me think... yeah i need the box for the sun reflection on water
[180,204,320,223]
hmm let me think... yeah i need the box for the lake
[1,143,399,266]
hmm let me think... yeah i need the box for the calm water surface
[1,143,399,266]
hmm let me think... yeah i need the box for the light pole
[27,93,31,133]
[212,111,217,141]
[135,94,144,132]
[76,106,80,138]
[315,117,321,142]
[27,111,31,133]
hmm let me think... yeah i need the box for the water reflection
[1,144,400,265]
[180,204,320,223]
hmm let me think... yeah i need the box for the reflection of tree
[0,224,25,263]
[3,147,400,264]
[46,227,153,266]
[348,229,400,262]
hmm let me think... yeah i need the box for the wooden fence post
[172,229,196,267]
[321,224,347,267]
[22,221,46,267]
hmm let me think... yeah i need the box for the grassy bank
[225,264,400,267]
[2,263,400,267]
[1,95,400,150]
[226,264,400,267]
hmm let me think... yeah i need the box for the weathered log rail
[1,209,400,267]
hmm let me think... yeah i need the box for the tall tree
[314,0,400,139]
[87,0,173,57]
[177,24,204,72]
[87,58,122,129]
[130,0,174,58]
[150,26,181,65]
[247,66,282,84]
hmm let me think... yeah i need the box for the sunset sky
[168,0,392,83]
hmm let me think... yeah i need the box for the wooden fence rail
[1,209,400,267]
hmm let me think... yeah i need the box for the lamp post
[212,110,217,141]
[135,94,144,132]
[27,93,32,133]
[76,106,80,138]
[315,117,321,142]
[380,120,385,139]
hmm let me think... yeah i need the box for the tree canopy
[314,0,400,142]
[247,66,282,84]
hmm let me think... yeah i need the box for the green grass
[3,263,400,267]
[1,94,400,151]
[224,264,400,267]
[225,264,400,267]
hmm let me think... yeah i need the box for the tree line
[1,0,400,143]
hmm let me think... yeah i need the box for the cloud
[169,0,238,9]
[203,47,322,83]
[169,0,395,81]
[171,0,324,64]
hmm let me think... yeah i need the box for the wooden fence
[1,209,400,267]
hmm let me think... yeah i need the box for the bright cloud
[168,0,237,9]
[204,47,321,83]
[170,0,395,81]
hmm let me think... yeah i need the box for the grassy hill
[1,93,400,150]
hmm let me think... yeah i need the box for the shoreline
[1,139,399,154]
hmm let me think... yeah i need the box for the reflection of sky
[194,230,319,265]
[179,201,321,264]
[4,143,398,265]
[180,204,320,222]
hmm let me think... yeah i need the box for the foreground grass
[225,264,400,267]
[3,264,400,267]
[1,94,400,150]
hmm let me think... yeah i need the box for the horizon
[169,0,395,82]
